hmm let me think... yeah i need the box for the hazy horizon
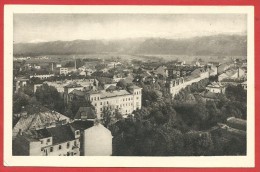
[14,13,247,43]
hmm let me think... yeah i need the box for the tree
[69,97,93,115]
[225,85,247,103]
[101,108,113,128]
[13,93,29,114]
[116,79,127,89]
[35,84,64,113]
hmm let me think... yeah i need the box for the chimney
[75,59,77,70]
[21,106,28,118]
[18,129,22,135]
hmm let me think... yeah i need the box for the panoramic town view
[12,13,247,156]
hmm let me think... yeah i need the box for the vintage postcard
[4,5,255,167]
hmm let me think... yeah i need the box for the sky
[13,13,247,43]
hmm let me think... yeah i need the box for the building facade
[66,85,142,118]
[166,69,209,98]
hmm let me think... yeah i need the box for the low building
[218,68,245,81]
[73,107,96,121]
[227,117,246,131]
[13,124,81,156]
[241,81,247,90]
[206,82,225,93]
[13,106,71,139]
[60,68,69,75]
[30,73,54,80]
[14,77,29,93]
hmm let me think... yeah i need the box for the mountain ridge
[14,34,247,56]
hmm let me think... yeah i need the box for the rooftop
[64,82,83,88]
[46,125,76,144]
[74,107,96,120]
[207,82,224,88]
[100,89,131,99]
[70,120,94,131]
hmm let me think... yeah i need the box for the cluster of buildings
[13,55,248,156]
[13,105,113,156]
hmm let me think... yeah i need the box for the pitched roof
[13,110,71,138]
[207,82,224,88]
[74,107,96,120]
[200,90,219,99]
[28,128,52,139]
[69,89,85,96]
[46,125,75,144]
[64,82,83,88]
[70,120,94,131]
[227,117,246,131]
[100,90,131,99]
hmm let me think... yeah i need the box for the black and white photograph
[4,5,254,167]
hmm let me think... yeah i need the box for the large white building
[66,85,142,118]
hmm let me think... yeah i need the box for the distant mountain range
[14,34,247,56]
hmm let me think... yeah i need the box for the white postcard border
[4,5,255,167]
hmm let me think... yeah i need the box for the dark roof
[69,89,85,96]
[70,120,94,131]
[227,117,246,131]
[30,128,52,139]
[106,85,117,91]
[73,107,96,120]
[200,91,219,99]
[64,82,83,88]
[46,125,75,144]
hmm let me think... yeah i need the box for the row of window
[135,91,141,95]
[42,140,77,153]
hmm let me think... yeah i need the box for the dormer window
[75,130,80,135]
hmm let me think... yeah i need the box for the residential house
[206,82,225,93]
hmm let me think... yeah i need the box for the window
[50,147,53,152]
[100,108,103,111]
[47,138,50,142]
[95,103,97,106]
[58,145,62,150]
[76,131,80,135]
[100,102,102,105]
[67,142,70,148]
[41,140,43,144]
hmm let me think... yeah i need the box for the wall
[168,71,209,98]
[83,124,112,156]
